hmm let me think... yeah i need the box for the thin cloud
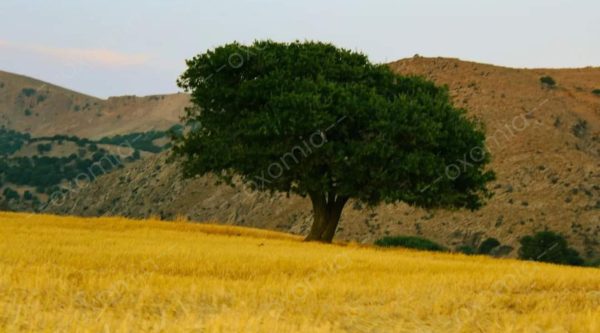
[0,40,149,67]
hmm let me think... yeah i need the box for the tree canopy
[174,40,495,242]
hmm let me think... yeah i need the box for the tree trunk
[305,192,348,243]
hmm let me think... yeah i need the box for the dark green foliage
[456,245,477,255]
[540,76,556,88]
[592,89,600,96]
[518,231,584,266]
[375,235,447,252]
[2,187,19,201]
[478,237,501,254]
[24,109,32,116]
[30,134,93,146]
[174,40,494,242]
[131,149,141,160]
[36,143,52,154]
[584,258,600,267]
[20,88,36,97]
[98,125,178,153]
[91,151,107,161]
[176,40,494,207]
[0,148,120,191]
[0,127,173,201]
[23,190,33,201]
[0,127,30,156]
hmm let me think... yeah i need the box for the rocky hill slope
[0,70,187,139]
[48,57,600,258]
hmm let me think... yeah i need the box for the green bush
[584,258,600,267]
[0,127,30,155]
[592,89,600,96]
[518,231,583,266]
[456,245,477,255]
[20,88,36,97]
[2,187,20,200]
[375,236,447,252]
[23,190,33,201]
[540,76,556,88]
[478,237,501,254]
[36,143,52,154]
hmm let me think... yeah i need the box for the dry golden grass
[0,212,598,332]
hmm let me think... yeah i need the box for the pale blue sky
[1,0,598,98]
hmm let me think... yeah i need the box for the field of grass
[0,212,599,332]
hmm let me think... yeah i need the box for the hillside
[1,212,598,332]
[49,57,600,259]
[0,70,188,209]
[0,70,187,139]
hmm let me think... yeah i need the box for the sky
[0,0,598,98]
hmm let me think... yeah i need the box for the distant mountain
[0,70,188,139]
[49,57,600,259]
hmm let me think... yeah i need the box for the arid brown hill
[0,70,188,139]
[49,57,600,258]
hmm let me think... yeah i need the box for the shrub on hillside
[23,190,33,201]
[2,187,20,201]
[518,231,583,266]
[571,119,588,138]
[585,257,600,267]
[20,88,36,97]
[539,76,556,88]
[0,127,31,156]
[456,245,477,255]
[478,237,501,254]
[36,143,52,154]
[592,89,600,96]
[375,236,447,252]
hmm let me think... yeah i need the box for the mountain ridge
[0,69,188,139]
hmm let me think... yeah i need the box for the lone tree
[174,41,494,242]
[540,75,556,88]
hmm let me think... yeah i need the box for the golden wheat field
[0,212,599,332]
